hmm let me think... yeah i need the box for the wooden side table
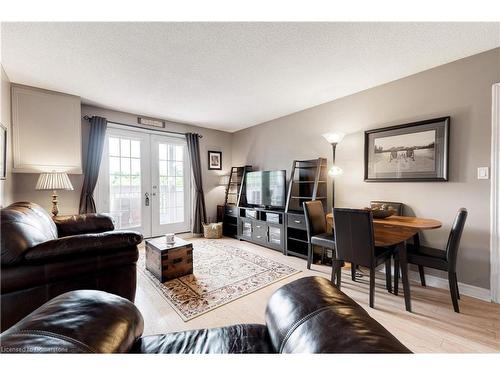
[145,236,193,282]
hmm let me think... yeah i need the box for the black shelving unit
[284,158,328,259]
[222,165,252,238]
[237,206,285,253]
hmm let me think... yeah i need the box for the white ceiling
[1,22,499,132]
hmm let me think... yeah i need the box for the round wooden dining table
[325,213,442,312]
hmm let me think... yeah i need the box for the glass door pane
[108,137,143,229]
[268,226,282,245]
[151,135,190,235]
[96,128,151,236]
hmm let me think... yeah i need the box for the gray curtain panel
[186,133,207,233]
[79,116,107,214]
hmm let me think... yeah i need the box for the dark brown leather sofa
[1,202,143,332]
[0,276,411,353]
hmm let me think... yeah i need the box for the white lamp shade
[36,172,74,191]
[322,132,345,144]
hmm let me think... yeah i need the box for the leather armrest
[0,290,144,353]
[265,276,411,353]
[53,213,114,237]
[23,231,143,262]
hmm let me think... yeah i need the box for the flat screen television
[246,170,286,209]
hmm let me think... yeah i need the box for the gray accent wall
[232,48,500,289]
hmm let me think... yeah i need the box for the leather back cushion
[333,208,375,267]
[1,202,58,265]
[265,276,411,353]
[303,200,326,236]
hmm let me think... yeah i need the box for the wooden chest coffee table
[145,236,193,282]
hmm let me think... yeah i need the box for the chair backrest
[445,208,468,269]
[0,201,58,265]
[370,201,404,216]
[303,201,327,239]
[333,208,375,267]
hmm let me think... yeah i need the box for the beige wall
[0,65,13,207]
[232,48,500,289]
[7,48,499,289]
[12,104,233,223]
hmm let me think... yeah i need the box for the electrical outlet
[477,167,489,180]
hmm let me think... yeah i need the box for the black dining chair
[303,201,336,271]
[347,201,405,282]
[332,208,393,308]
[370,201,422,249]
[369,200,422,281]
[371,201,422,253]
[394,208,468,313]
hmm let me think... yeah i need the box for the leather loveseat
[0,276,411,353]
[1,202,143,331]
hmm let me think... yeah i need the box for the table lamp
[35,171,74,216]
[322,132,345,208]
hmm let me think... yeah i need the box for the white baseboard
[379,267,491,302]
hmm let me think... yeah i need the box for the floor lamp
[322,132,363,276]
[322,132,345,208]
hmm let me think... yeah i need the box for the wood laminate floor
[135,237,500,353]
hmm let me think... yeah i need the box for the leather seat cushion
[132,324,273,354]
[408,245,446,259]
[1,246,138,293]
[311,232,335,248]
[407,245,448,270]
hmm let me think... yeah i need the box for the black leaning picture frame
[208,150,222,170]
[364,117,450,182]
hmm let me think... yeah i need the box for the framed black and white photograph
[208,151,222,170]
[364,117,449,182]
[0,123,6,180]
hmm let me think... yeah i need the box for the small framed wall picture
[0,123,6,180]
[208,151,222,170]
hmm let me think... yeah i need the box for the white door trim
[491,83,500,303]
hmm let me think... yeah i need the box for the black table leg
[397,242,412,312]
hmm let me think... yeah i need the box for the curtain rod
[83,116,203,138]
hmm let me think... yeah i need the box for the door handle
[145,192,150,206]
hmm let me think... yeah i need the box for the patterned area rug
[138,239,299,321]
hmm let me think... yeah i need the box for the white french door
[96,126,191,238]
[97,128,151,234]
[151,135,191,234]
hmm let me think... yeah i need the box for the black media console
[237,207,285,253]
